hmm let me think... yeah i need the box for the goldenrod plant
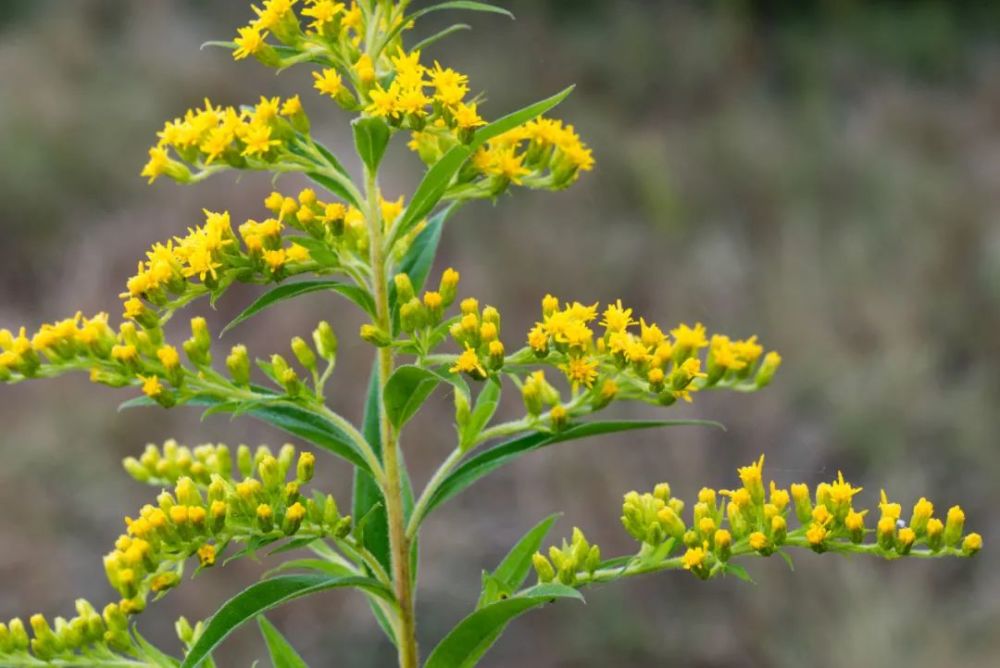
[0,2,982,667]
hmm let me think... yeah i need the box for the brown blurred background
[2,1,999,666]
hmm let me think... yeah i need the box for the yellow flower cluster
[232,0,373,77]
[526,295,780,405]
[632,456,980,581]
[1,313,206,398]
[533,457,980,587]
[366,49,486,134]
[0,599,135,663]
[106,446,346,614]
[121,207,317,323]
[141,96,310,184]
[411,116,594,194]
[447,296,506,380]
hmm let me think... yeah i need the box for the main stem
[365,167,419,668]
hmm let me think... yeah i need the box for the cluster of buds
[395,268,460,340]
[412,116,595,197]
[121,208,317,324]
[123,439,306,487]
[0,603,210,665]
[141,96,311,185]
[262,321,339,398]
[524,295,781,408]
[531,528,602,587]
[107,445,348,614]
[448,297,505,380]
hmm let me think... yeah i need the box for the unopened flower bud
[439,268,460,307]
[296,451,316,483]
[944,506,965,547]
[291,337,317,372]
[313,321,338,360]
[360,323,391,347]
[962,532,982,556]
[394,273,415,304]
[226,344,251,386]
[532,552,555,582]
[237,444,253,478]
[755,351,782,388]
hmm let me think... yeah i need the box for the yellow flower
[241,123,280,157]
[280,95,304,116]
[139,375,164,398]
[233,26,267,60]
[366,83,399,118]
[450,346,486,378]
[312,68,343,98]
[600,300,635,333]
[563,357,599,389]
[682,547,706,571]
[671,322,708,351]
[452,102,486,130]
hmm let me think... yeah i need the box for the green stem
[406,447,463,539]
[365,166,420,668]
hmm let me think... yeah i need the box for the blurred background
[1,1,999,666]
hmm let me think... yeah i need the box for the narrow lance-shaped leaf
[477,513,560,608]
[257,616,309,668]
[410,24,471,53]
[221,280,376,336]
[421,419,724,522]
[390,86,575,245]
[425,584,583,668]
[461,377,502,450]
[354,362,391,574]
[181,574,393,668]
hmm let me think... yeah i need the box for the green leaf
[724,563,756,584]
[181,574,393,668]
[410,24,471,53]
[383,365,446,429]
[258,616,308,668]
[306,171,361,208]
[410,1,514,21]
[354,362,391,574]
[460,377,501,450]
[353,117,392,173]
[391,85,574,244]
[263,559,355,579]
[133,629,181,667]
[423,420,723,520]
[221,280,375,336]
[425,584,582,668]
[477,513,559,608]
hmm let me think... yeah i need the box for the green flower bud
[258,455,282,489]
[123,457,150,482]
[291,336,317,372]
[237,444,253,478]
[532,552,555,582]
[312,321,338,360]
[394,273,415,304]
[360,323,391,347]
[297,451,316,483]
[226,345,251,385]
[175,616,195,645]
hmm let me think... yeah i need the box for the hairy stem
[365,166,419,668]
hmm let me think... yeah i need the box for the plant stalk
[365,166,419,668]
